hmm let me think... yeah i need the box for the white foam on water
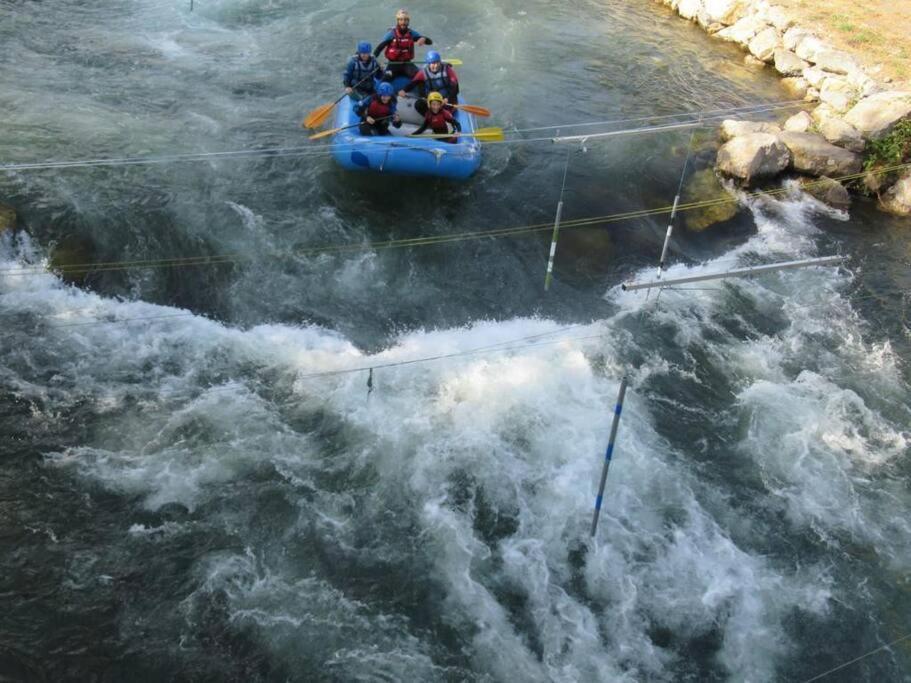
[3,187,907,679]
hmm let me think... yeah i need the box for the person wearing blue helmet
[398,49,459,115]
[343,41,381,98]
[354,82,402,136]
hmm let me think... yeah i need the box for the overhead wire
[2,161,908,280]
[0,100,807,173]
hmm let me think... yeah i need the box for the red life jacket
[366,96,395,121]
[424,109,454,134]
[384,27,415,62]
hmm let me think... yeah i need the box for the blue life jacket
[420,63,452,96]
[347,55,380,90]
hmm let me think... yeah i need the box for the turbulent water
[2,0,911,681]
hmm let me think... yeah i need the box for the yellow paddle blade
[445,58,462,66]
[472,127,504,142]
[454,104,491,117]
[309,126,342,141]
[302,102,335,129]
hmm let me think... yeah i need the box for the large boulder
[760,5,794,31]
[800,176,851,211]
[703,0,752,25]
[749,26,781,62]
[682,168,740,230]
[783,27,815,51]
[677,0,708,23]
[774,49,809,76]
[784,110,813,132]
[802,67,827,88]
[720,119,781,141]
[715,15,768,44]
[881,171,911,215]
[794,34,827,62]
[777,131,863,176]
[0,203,14,233]
[716,133,791,182]
[818,77,857,113]
[812,49,860,76]
[844,91,911,140]
[812,106,865,152]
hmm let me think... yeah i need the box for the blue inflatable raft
[330,77,482,179]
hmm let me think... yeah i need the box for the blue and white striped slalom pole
[590,376,628,537]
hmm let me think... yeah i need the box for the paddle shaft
[310,114,394,140]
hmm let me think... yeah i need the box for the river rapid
[1,0,910,680]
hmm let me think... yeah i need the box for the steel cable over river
[1,0,909,681]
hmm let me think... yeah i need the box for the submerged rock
[844,91,911,140]
[781,77,809,100]
[717,133,791,182]
[682,168,739,230]
[881,171,911,216]
[720,119,781,141]
[0,203,15,233]
[49,234,97,285]
[777,131,863,176]
[799,176,851,211]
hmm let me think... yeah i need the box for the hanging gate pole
[590,376,628,537]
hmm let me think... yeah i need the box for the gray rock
[774,49,809,76]
[703,0,752,25]
[762,5,794,31]
[720,119,782,141]
[800,176,851,210]
[777,131,863,176]
[716,15,768,44]
[812,49,860,75]
[881,171,911,215]
[784,111,813,132]
[802,66,827,88]
[781,77,809,99]
[678,0,708,24]
[818,77,857,113]
[812,108,865,152]
[749,26,781,62]
[716,133,791,182]
[783,27,815,51]
[794,34,826,62]
[844,91,911,140]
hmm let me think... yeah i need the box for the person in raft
[354,82,402,136]
[343,41,381,98]
[374,8,432,82]
[411,92,461,143]
[398,51,459,115]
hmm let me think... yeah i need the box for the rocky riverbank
[656,0,911,215]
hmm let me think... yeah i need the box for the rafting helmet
[425,50,442,64]
[357,41,371,54]
[427,91,444,104]
[396,8,410,23]
[377,82,394,97]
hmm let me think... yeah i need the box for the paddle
[301,68,380,129]
[387,57,462,66]
[412,127,505,142]
[400,94,491,118]
[308,115,394,141]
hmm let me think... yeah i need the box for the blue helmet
[377,82,394,97]
[357,41,371,54]
[425,50,442,64]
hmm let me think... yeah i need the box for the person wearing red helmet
[374,9,432,82]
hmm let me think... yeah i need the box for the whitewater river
[1,0,910,680]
